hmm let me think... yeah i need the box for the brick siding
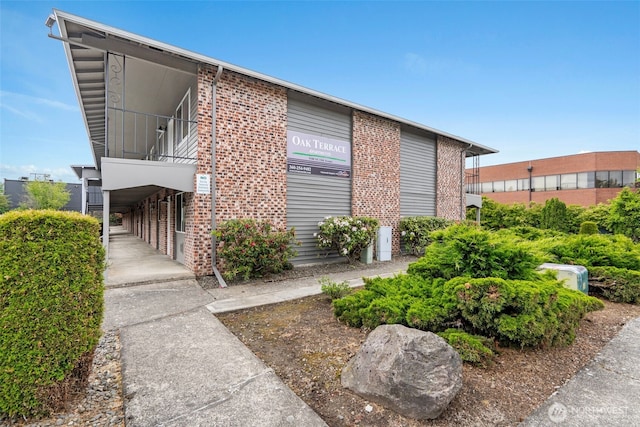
[351,111,401,254]
[437,135,466,220]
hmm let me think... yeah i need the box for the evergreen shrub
[399,216,453,255]
[589,266,640,304]
[437,329,496,366]
[579,221,599,235]
[214,218,299,281]
[0,210,105,417]
[407,224,542,281]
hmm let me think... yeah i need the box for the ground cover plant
[0,210,105,417]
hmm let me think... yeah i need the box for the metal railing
[106,106,197,162]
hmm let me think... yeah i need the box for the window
[505,180,518,192]
[531,177,545,192]
[518,179,529,191]
[560,173,577,190]
[481,182,493,193]
[623,170,637,187]
[175,193,186,233]
[608,171,622,188]
[577,172,594,189]
[595,171,609,188]
[174,89,190,147]
[545,175,559,191]
[493,181,505,192]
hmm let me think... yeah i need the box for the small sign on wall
[196,174,211,194]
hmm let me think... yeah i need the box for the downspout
[461,143,473,220]
[210,65,227,287]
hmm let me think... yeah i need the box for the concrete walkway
[104,229,640,426]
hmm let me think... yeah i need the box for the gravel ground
[1,331,125,427]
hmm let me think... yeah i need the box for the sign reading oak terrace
[287,130,351,178]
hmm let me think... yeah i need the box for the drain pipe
[210,65,227,287]
[461,143,473,221]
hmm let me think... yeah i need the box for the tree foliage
[540,198,568,232]
[0,184,10,214]
[608,187,640,242]
[22,181,71,210]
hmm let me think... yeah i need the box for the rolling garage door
[400,130,437,216]
[286,95,352,265]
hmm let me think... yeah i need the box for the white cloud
[0,164,79,183]
[0,90,78,112]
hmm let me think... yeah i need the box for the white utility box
[377,226,392,261]
[537,263,589,294]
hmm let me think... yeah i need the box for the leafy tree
[21,180,71,210]
[608,187,640,242]
[0,184,10,214]
[540,198,568,232]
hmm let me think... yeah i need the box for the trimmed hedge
[0,210,105,417]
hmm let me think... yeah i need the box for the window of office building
[560,173,577,190]
[532,176,545,191]
[505,179,518,192]
[519,178,529,191]
[577,172,595,189]
[545,175,559,191]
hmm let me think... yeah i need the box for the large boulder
[341,324,462,420]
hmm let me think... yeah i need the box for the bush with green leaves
[579,221,599,235]
[608,187,640,242]
[319,277,352,300]
[538,234,640,271]
[589,266,640,304]
[0,210,104,417]
[541,198,568,232]
[407,223,542,281]
[315,216,379,262]
[332,273,603,349]
[214,218,299,281]
[399,216,453,255]
[437,329,496,367]
[21,181,71,210]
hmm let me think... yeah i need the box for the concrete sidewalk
[521,317,640,426]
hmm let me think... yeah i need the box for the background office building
[467,151,640,207]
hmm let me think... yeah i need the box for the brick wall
[437,135,465,220]
[351,111,401,254]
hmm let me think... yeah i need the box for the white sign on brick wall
[196,174,211,194]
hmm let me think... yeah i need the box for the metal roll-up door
[400,130,437,216]
[287,95,352,265]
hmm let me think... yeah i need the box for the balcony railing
[106,107,197,163]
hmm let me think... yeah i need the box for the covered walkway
[104,225,194,288]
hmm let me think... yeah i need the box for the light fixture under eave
[45,14,56,32]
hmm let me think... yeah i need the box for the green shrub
[399,216,453,255]
[608,187,640,242]
[578,203,611,233]
[319,277,351,300]
[407,224,542,281]
[0,210,105,417]
[579,221,599,235]
[332,274,603,348]
[437,329,496,366]
[541,198,568,232]
[539,234,640,271]
[589,266,640,304]
[316,216,379,263]
[214,218,299,281]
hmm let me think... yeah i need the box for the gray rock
[341,324,462,420]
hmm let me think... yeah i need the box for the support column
[81,177,88,215]
[102,190,110,261]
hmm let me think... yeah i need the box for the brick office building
[52,10,496,277]
[468,151,640,207]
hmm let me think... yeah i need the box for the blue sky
[1,1,638,183]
